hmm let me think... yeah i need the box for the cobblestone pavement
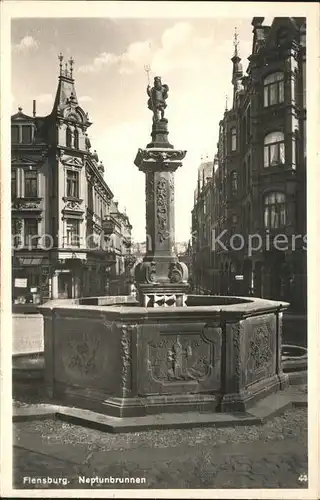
[13,408,308,489]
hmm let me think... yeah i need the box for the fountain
[38,77,296,430]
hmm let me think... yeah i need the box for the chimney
[33,100,36,117]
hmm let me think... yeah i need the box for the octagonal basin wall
[39,296,289,417]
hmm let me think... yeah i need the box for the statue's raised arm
[147,76,169,122]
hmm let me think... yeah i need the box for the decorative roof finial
[58,53,64,75]
[69,57,74,77]
[225,93,229,111]
[233,27,239,57]
[65,62,68,76]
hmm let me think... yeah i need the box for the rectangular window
[11,170,17,198]
[11,126,19,143]
[264,200,286,229]
[264,81,285,107]
[24,219,38,247]
[66,219,80,247]
[231,128,237,151]
[270,84,277,106]
[21,126,32,144]
[302,61,306,109]
[12,218,22,247]
[66,170,79,198]
[264,142,285,167]
[24,170,38,197]
[292,137,296,168]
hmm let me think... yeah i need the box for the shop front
[12,255,50,312]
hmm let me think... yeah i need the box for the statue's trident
[144,64,151,85]
[145,64,156,121]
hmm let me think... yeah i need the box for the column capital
[134,147,187,173]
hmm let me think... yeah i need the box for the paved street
[13,407,308,489]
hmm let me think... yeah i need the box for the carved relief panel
[137,322,222,395]
[245,313,276,385]
[55,317,120,392]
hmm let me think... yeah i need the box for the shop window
[24,170,38,197]
[264,192,286,229]
[66,170,79,198]
[264,72,284,107]
[264,131,285,167]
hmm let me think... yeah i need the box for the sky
[11,17,273,242]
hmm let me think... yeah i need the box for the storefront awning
[18,257,43,266]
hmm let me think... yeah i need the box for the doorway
[58,273,72,299]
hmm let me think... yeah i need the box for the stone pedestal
[134,119,189,306]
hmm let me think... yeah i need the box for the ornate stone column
[134,77,189,306]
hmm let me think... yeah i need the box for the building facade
[11,56,133,305]
[191,17,306,312]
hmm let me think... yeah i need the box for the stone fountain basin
[281,344,307,373]
[39,295,289,418]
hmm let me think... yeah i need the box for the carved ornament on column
[135,260,157,284]
[135,148,187,168]
[168,261,188,284]
[156,177,168,243]
[168,172,174,203]
[231,323,241,378]
[145,171,154,203]
[121,324,134,397]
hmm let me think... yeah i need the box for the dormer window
[21,125,32,144]
[11,124,33,144]
[11,126,19,143]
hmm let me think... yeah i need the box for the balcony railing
[102,217,116,235]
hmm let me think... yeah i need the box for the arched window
[66,127,72,148]
[73,128,79,149]
[264,72,284,107]
[264,131,285,167]
[264,192,286,229]
[231,127,237,151]
[231,171,238,194]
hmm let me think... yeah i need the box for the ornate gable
[11,156,38,166]
[264,17,298,52]
[63,105,87,126]
[60,154,83,167]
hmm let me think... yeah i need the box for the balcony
[12,197,42,212]
[123,237,132,249]
[102,217,116,235]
